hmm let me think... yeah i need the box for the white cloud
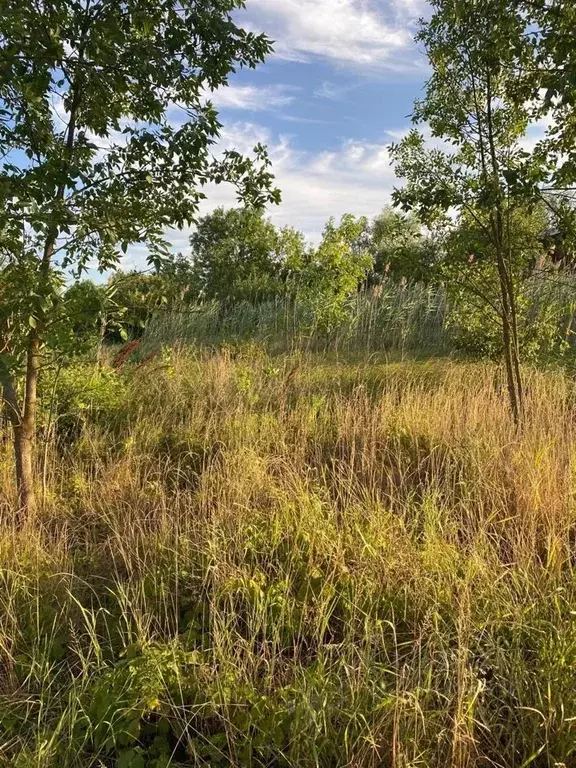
[314,81,354,100]
[266,139,398,239]
[391,0,429,17]
[208,83,299,112]
[245,0,425,71]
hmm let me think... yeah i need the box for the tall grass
[142,283,449,355]
[141,274,576,362]
[1,347,576,766]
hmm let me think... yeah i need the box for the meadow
[1,332,576,767]
[4,0,576,764]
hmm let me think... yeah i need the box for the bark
[493,219,524,426]
[496,262,521,426]
[485,73,524,425]
[9,25,87,515]
[2,363,36,518]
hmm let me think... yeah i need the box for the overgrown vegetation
[4,0,576,765]
[0,0,279,515]
[1,349,576,767]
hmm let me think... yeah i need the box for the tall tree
[391,0,545,424]
[295,214,371,333]
[189,207,305,303]
[0,0,280,516]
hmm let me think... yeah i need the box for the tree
[110,254,203,338]
[295,214,372,333]
[189,206,305,303]
[161,253,201,304]
[0,0,280,516]
[62,279,107,351]
[390,0,545,424]
[370,206,438,283]
[441,204,549,357]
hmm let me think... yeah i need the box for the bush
[42,362,127,443]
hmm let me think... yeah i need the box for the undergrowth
[0,347,575,767]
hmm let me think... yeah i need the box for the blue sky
[125,0,431,267]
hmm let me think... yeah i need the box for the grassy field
[1,345,576,767]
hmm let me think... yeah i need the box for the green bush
[42,362,127,442]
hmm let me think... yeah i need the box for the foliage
[142,284,449,356]
[390,0,549,421]
[140,272,576,364]
[524,1,576,187]
[390,0,543,220]
[188,206,305,303]
[44,361,127,441]
[0,0,281,514]
[295,214,372,333]
[61,281,106,347]
[0,0,279,366]
[441,204,549,358]
[370,206,439,283]
[104,271,173,342]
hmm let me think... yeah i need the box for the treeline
[67,206,429,342]
[66,198,575,360]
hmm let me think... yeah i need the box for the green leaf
[503,169,519,186]
[118,750,145,768]
[0,0,279,373]
[117,750,135,768]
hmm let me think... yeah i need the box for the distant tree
[189,207,305,303]
[61,266,196,354]
[370,207,438,283]
[62,280,106,349]
[105,270,179,341]
[296,214,372,333]
[0,0,279,516]
[161,253,201,304]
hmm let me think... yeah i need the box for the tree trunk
[505,269,524,417]
[1,17,86,518]
[500,300,521,426]
[484,74,524,425]
[13,419,36,517]
[20,331,40,515]
[495,249,523,426]
[2,351,37,519]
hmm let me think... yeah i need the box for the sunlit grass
[0,347,575,766]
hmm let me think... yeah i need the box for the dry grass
[0,347,575,767]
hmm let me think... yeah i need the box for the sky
[124,0,432,268]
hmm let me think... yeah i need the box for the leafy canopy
[522,0,576,187]
[370,207,438,283]
[0,0,280,367]
[295,214,371,332]
[391,0,544,223]
[188,206,305,303]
